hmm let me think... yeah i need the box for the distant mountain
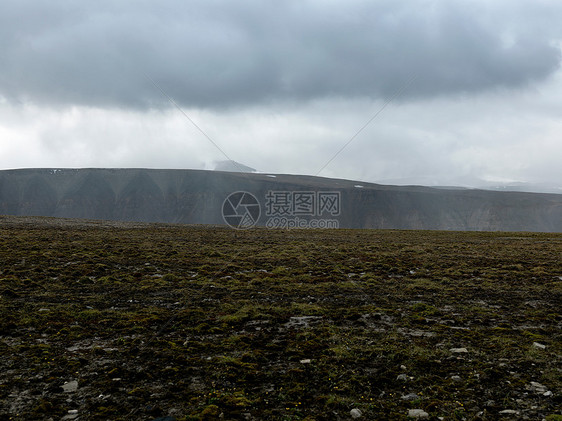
[1,168,561,232]
[478,182,562,194]
[377,176,562,194]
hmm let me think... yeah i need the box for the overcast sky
[1,0,561,188]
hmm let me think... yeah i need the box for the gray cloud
[1,0,561,109]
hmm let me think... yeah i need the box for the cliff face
[1,168,561,231]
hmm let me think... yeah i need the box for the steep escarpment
[340,187,562,231]
[1,168,561,231]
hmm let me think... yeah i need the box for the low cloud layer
[2,1,562,190]
[1,0,561,109]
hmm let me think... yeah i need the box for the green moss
[199,404,221,419]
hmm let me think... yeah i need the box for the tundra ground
[0,216,561,420]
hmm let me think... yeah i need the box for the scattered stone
[397,374,409,381]
[350,408,363,418]
[61,410,80,420]
[284,316,322,329]
[399,328,436,337]
[62,380,78,393]
[401,393,419,401]
[451,375,462,382]
[38,308,50,312]
[532,342,546,350]
[408,409,429,418]
[528,381,548,393]
[450,347,468,353]
[499,409,519,415]
[400,365,407,370]
[543,391,553,397]
[299,359,311,364]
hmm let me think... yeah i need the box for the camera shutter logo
[222,191,261,229]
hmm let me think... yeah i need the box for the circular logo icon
[222,191,261,229]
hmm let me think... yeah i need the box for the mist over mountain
[1,168,561,232]
[211,161,257,173]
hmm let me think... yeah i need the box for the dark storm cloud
[1,0,561,109]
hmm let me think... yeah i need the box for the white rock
[532,342,546,349]
[401,393,419,401]
[499,409,519,415]
[449,347,468,353]
[451,375,462,382]
[528,381,547,393]
[408,409,429,418]
[396,374,408,381]
[543,390,553,397]
[62,380,78,393]
[299,359,311,364]
[350,408,363,418]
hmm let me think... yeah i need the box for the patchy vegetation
[0,216,561,420]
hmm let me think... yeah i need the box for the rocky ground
[0,216,561,420]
